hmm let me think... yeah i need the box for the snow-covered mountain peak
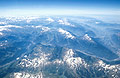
[83,34,94,42]
[58,18,74,26]
[63,49,87,69]
[46,18,54,22]
[58,28,75,39]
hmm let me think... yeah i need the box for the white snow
[25,16,39,23]
[0,25,22,29]
[0,22,7,24]
[0,27,9,31]
[58,28,75,39]
[0,25,22,35]
[0,27,10,36]
[95,22,100,24]
[46,18,54,22]
[64,49,74,60]
[14,73,22,78]
[4,16,40,23]
[83,34,93,42]
[26,20,31,23]
[58,20,65,24]
[35,26,42,28]
[58,18,74,26]
[63,49,87,69]
[24,55,27,58]
[26,16,40,20]
[5,40,8,42]
[41,27,50,32]
[96,60,119,71]
[19,53,50,68]
[14,72,43,78]
[53,59,64,64]
[65,57,83,69]
[31,25,42,28]
[0,32,3,35]
[26,16,39,23]
[16,57,19,60]
[0,44,3,46]
[31,25,50,32]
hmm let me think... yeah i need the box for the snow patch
[0,44,3,46]
[16,57,19,60]
[31,25,42,28]
[95,22,100,24]
[0,25,22,35]
[19,53,50,68]
[24,55,27,58]
[0,32,3,35]
[96,60,119,71]
[63,49,87,69]
[26,20,31,23]
[0,27,10,32]
[31,25,50,32]
[41,27,50,32]
[53,59,64,64]
[35,26,42,28]
[46,18,54,22]
[0,22,7,24]
[83,34,93,42]
[58,28,75,39]
[14,72,43,78]
[58,18,74,26]
[0,25,22,29]
[14,72,22,78]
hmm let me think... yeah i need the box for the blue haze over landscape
[0,0,120,78]
[0,0,120,15]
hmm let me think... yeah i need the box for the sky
[0,0,120,16]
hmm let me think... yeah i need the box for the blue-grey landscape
[0,0,120,78]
